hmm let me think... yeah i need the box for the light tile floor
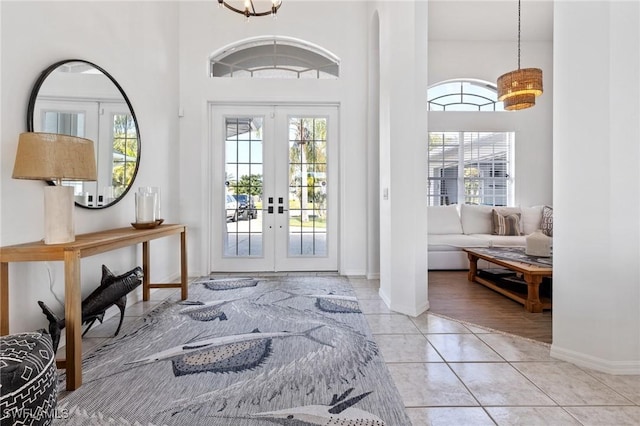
[58,275,640,425]
[349,276,640,426]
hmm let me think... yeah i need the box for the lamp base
[44,185,75,244]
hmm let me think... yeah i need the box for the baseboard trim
[550,344,640,375]
[341,269,367,277]
[378,287,429,317]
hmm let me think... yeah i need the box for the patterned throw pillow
[541,205,553,237]
[492,210,522,236]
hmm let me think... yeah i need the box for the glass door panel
[287,117,328,257]
[224,117,264,257]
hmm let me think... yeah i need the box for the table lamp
[12,132,97,244]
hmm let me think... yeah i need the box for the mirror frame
[26,59,141,209]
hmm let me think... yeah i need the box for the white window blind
[428,132,514,206]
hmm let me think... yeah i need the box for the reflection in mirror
[27,60,140,209]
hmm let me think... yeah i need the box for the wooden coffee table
[464,248,552,313]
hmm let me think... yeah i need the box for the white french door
[210,104,338,272]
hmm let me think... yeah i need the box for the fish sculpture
[192,276,259,291]
[126,326,331,376]
[252,388,385,425]
[178,299,236,322]
[38,265,143,351]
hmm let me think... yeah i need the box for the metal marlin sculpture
[252,388,385,425]
[126,326,331,376]
[38,264,143,351]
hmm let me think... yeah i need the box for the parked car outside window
[226,194,238,222]
[233,194,257,220]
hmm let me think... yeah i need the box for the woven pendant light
[497,0,543,111]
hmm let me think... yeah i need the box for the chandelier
[218,0,282,19]
[497,0,543,110]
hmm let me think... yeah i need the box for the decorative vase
[526,229,551,257]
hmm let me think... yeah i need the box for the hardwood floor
[427,270,553,344]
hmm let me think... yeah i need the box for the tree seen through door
[289,117,327,256]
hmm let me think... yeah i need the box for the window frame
[209,36,340,79]
[428,79,505,112]
[428,131,515,207]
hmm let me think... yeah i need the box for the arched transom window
[428,79,504,111]
[209,36,340,79]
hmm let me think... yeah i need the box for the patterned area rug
[55,275,410,425]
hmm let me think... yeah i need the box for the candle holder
[138,186,163,225]
[134,191,157,226]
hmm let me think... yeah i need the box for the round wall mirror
[27,59,140,209]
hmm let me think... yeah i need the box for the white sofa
[427,204,546,270]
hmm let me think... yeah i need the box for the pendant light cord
[517,0,521,69]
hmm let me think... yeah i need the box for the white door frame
[207,102,340,273]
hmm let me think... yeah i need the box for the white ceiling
[428,0,554,42]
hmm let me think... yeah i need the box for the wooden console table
[0,224,188,391]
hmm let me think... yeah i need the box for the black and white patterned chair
[0,330,58,425]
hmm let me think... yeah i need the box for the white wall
[552,0,640,374]
[366,9,381,280]
[428,41,553,207]
[1,1,180,334]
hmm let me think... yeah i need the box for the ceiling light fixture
[218,0,282,20]
[497,0,543,110]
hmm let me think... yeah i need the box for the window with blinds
[428,132,514,206]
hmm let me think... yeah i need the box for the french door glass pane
[224,117,263,257]
[43,111,85,137]
[112,113,138,198]
[42,111,87,194]
[288,117,327,256]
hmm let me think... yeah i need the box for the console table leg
[523,273,543,313]
[64,250,82,390]
[180,229,188,300]
[1,262,8,335]
[142,241,150,301]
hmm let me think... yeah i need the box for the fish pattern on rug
[55,276,411,425]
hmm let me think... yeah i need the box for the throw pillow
[541,205,553,237]
[520,205,544,235]
[427,205,463,235]
[460,204,494,234]
[492,209,522,236]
